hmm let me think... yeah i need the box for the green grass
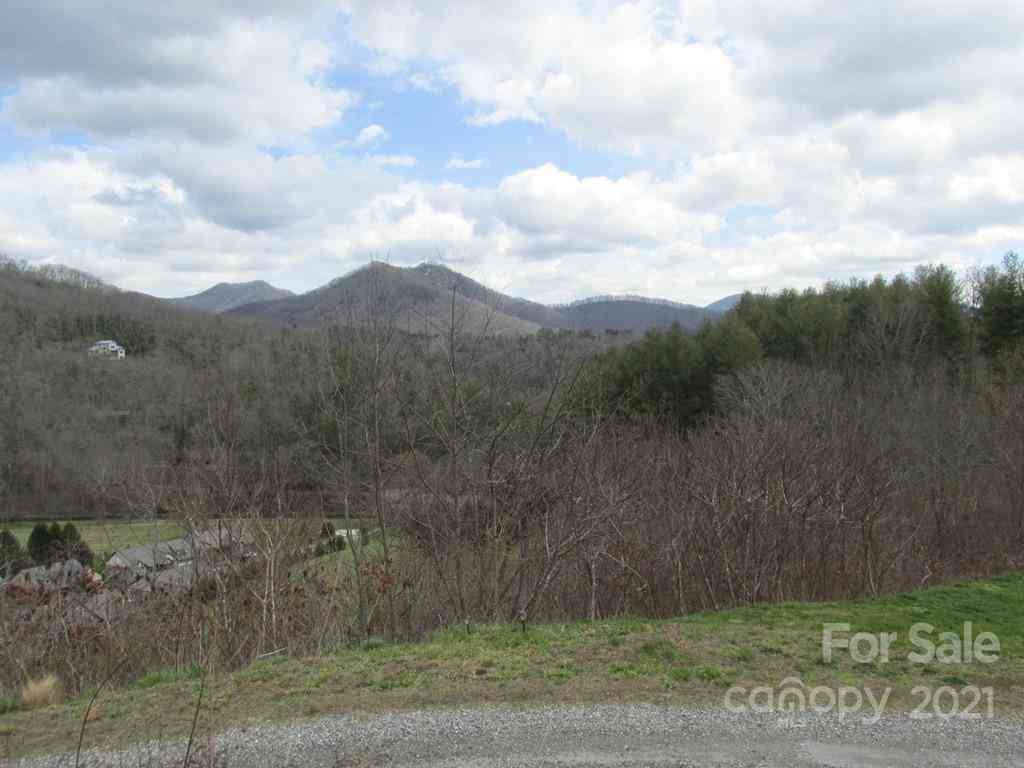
[1,520,187,555]
[293,530,388,588]
[3,573,1024,760]
[2,518,361,561]
[131,664,203,690]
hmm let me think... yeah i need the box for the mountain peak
[170,280,294,314]
[224,262,721,335]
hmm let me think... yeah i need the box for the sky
[0,1,1021,305]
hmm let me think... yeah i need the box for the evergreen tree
[47,522,63,550]
[913,264,966,359]
[45,521,94,566]
[26,523,52,565]
[699,313,763,374]
[61,522,81,545]
[977,253,1024,356]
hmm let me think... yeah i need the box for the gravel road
[10,704,1024,768]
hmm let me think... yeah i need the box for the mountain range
[170,280,295,313]
[168,262,741,335]
[703,293,743,314]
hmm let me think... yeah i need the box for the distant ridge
[1,256,118,293]
[556,297,708,332]
[171,280,294,313]
[704,293,743,314]
[411,262,566,328]
[225,262,732,335]
[555,294,699,310]
[226,262,541,337]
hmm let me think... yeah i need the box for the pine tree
[26,523,53,565]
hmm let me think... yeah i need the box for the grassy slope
[3,574,1023,759]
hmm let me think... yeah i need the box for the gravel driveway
[10,704,1024,768]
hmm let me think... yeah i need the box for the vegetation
[19,675,64,711]
[2,574,1023,759]
[3,250,1024,749]
[583,262,995,427]
[225,261,714,333]
[0,528,25,578]
[976,252,1024,357]
[2,520,186,556]
[16,521,95,567]
[25,524,53,565]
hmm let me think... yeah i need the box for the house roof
[107,539,192,570]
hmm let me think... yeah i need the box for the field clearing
[1,519,187,555]
[1,518,366,558]
[3,573,1023,760]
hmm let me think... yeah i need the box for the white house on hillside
[89,339,126,359]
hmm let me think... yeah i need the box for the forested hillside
[226,261,543,336]
[0,257,310,519]
[222,261,716,332]
[583,258,1024,426]
[0,256,607,521]
[556,295,710,332]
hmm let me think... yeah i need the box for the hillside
[556,296,710,332]
[416,264,715,332]
[170,280,294,313]
[5,256,743,338]
[704,293,743,315]
[0,260,309,520]
[1,260,198,353]
[227,262,719,334]
[411,263,567,328]
[227,262,541,336]
[6,573,1024,759]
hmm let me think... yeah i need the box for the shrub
[20,675,64,710]
[92,550,113,577]
[0,529,24,578]
[47,521,71,561]
[0,695,17,715]
[34,522,95,567]
[26,523,53,565]
[61,522,81,545]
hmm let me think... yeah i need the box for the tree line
[585,255,1024,426]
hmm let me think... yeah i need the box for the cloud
[2,3,350,144]
[408,73,439,92]
[446,156,487,170]
[368,154,417,167]
[328,0,1022,295]
[1,1,1021,306]
[495,163,721,248]
[340,1,1024,158]
[353,124,388,147]
[340,0,747,154]
[681,1,1024,120]
[0,1,327,84]
[1,149,1020,304]
[0,146,405,295]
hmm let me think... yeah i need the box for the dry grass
[20,675,64,710]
